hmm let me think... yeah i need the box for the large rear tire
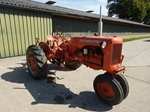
[93,74,124,105]
[65,60,81,70]
[26,45,47,79]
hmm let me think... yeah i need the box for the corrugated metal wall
[0,7,52,58]
[103,23,150,32]
[52,16,150,38]
[52,16,98,37]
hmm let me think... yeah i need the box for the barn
[0,0,150,58]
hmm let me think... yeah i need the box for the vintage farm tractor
[26,26,129,105]
[26,4,129,105]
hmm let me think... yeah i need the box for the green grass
[123,36,150,42]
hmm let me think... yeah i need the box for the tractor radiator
[112,44,122,65]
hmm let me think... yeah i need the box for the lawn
[123,36,150,42]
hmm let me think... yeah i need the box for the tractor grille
[112,44,122,65]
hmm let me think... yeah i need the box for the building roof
[0,0,150,28]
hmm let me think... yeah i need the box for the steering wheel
[54,26,70,43]
[55,26,63,38]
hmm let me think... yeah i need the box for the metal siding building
[0,0,150,58]
[52,15,150,37]
[52,15,98,36]
[103,21,150,33]
[0,7,52,58]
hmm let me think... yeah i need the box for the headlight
[101,41,107,48]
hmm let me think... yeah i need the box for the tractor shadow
[1,62,112,111]
[47,62,76,72]
[143,39,150,42]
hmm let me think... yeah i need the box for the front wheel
[93,74,124,105]
[26,45,47,79]
[116,74,129,99]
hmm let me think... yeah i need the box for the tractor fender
[46,35,58,42]
[39,42,54,59]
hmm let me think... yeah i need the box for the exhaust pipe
[98,6,103,36]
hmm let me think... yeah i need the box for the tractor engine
[67,35,125,75]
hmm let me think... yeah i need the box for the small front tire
[116,74,129,99]
[93,74,124,105]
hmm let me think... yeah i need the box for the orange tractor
[26,26,129,105]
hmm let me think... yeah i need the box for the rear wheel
[65,60,81,70]
[26,45,47,79]
[116,74,129,99]
[93,74,124,105]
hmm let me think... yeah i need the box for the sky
[33,0,108,16]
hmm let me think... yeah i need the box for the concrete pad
[123,39,150,66]
[0,38,150,112]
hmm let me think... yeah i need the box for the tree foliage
[107,0,150,24]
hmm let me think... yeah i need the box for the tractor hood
[70,36,123,49]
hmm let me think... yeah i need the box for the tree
[107,0,150,24]
[143,1,150,24]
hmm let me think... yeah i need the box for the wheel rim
[97,81,116,101]
[28,53,36,74]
